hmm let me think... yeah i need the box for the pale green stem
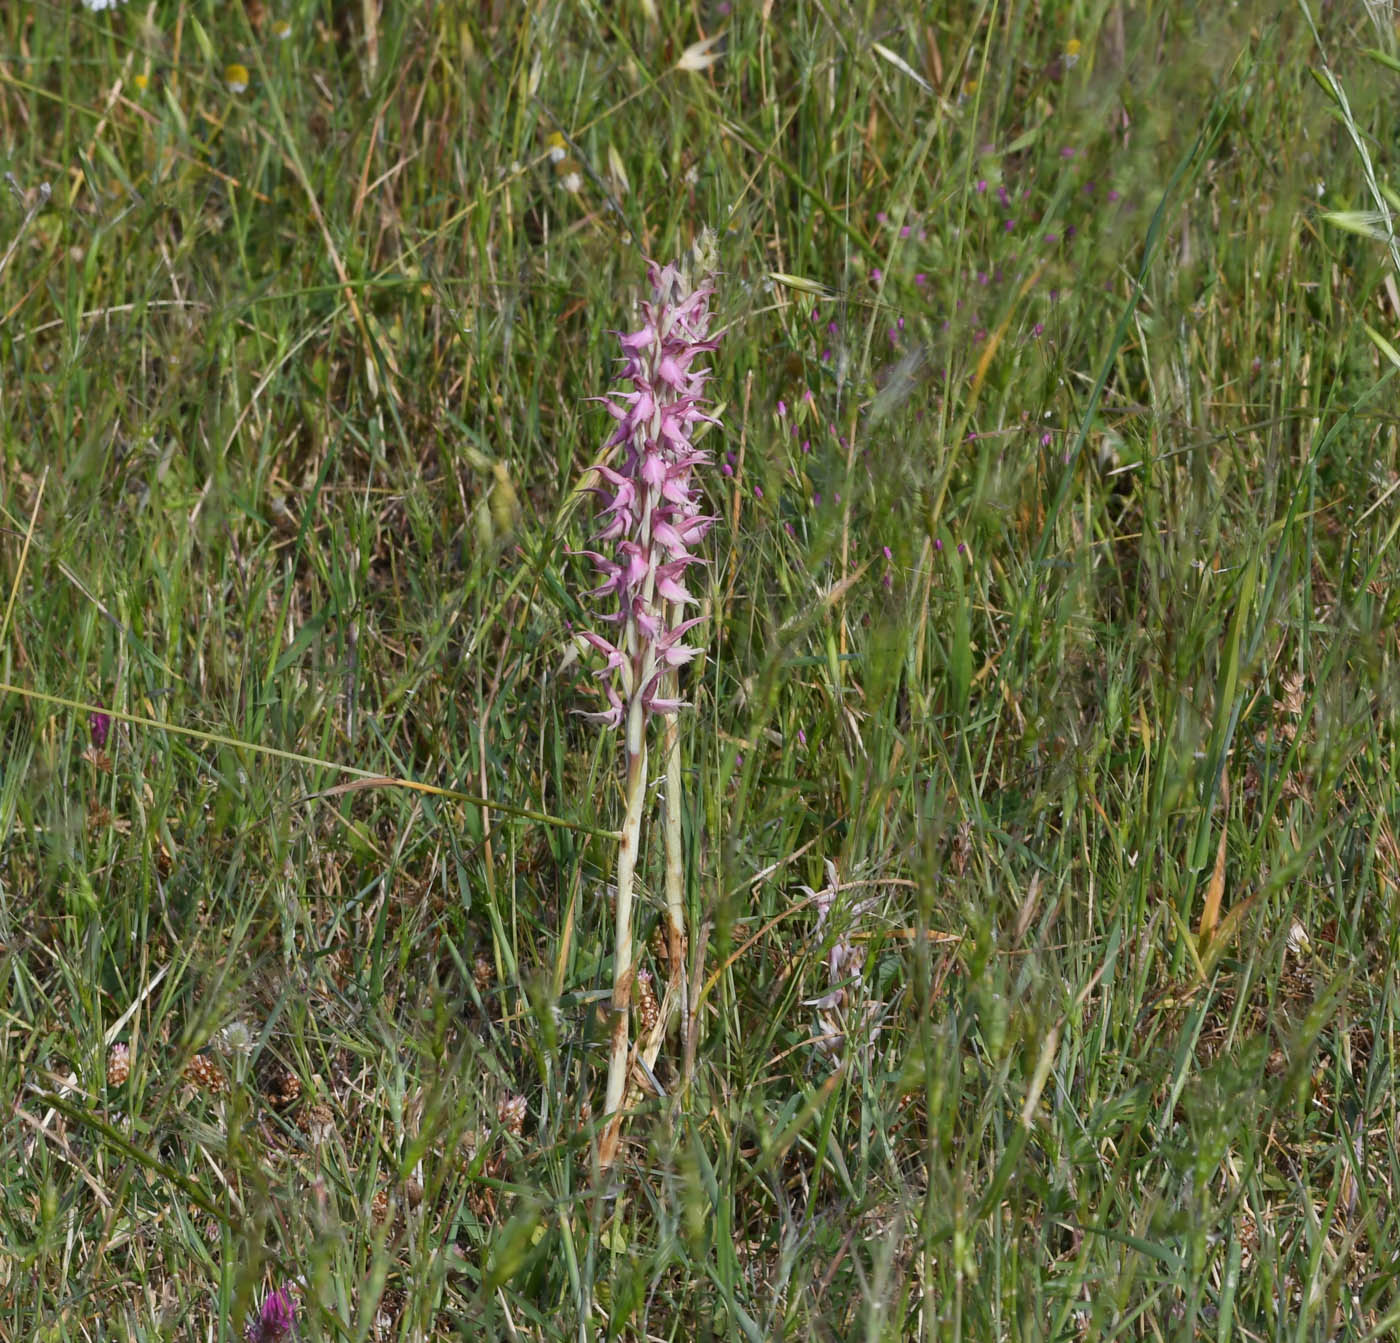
[599,738,647,1169]
[642,671,687,1070]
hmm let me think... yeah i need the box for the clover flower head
[245,1286,296,1342]
[576,249,721,754]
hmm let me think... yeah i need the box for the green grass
[3,1,1400,1338]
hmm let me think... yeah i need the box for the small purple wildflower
[245,1286,296,1342]
[89,710,111,749]
[776,399,787,416]
[976,179,987,192]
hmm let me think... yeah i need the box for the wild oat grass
[2,2,1399,1340]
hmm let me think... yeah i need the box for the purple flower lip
[89,710,111,749]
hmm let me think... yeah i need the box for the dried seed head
[185,1053,227,1094]
[473,952,494,993]
[370,1187,392,1226]
[264,1066,302,1110]
[296,1102,336,1144]
[498,1093,527,1138]
[106,1042,131,1087]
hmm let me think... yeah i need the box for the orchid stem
[599,739,647,1170]
[655,679,688,1059]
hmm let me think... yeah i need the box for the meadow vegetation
[2,1,1400,1338]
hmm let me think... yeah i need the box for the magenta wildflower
[245,1286,296,1342]
[89,710,111,748]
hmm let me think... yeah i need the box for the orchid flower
[576,243,721,1168]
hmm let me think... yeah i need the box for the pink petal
[618,325,654,353]
[640,451,668,488]
[655,573,694,604]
